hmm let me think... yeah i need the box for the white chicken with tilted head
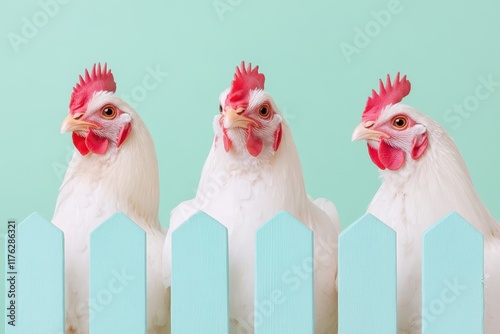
[163,61,341,334]
[352,73,500,334]
[52,64,169,334]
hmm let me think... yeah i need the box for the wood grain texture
[422,212,484,334]
[4,210,489,333]
[5,213,64,334]
[255,211,314,334]
[338,213,397,334]
[171,211,229,334]
[90,212,146,334]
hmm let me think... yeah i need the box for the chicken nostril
[73,113,84,120]
[364,121,375,128]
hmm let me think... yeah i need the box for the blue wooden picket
[338,213,397,334]
[5,213,64,334]
[422,212,484,334]
[2,209,491,333]
[255,211,314,334]
[89,212,146,334]
[171,211,229,334]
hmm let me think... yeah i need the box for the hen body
[163,62,340,334]
[52,65,168,334]
[353,74,500,333]
[369,119,500,333]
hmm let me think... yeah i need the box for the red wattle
[223,134,232,152]
[378,140,405,171]
[222,128,232,152]
[72,132,90,156]
[85,131,109,154]
[220,118,232,152]
[246,124,263,157]
[368,144,386,170]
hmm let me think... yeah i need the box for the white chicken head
[352,73,429,171]
[60,63,133,156]
[214,61,283,163]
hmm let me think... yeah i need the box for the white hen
[163,61,341,334]
[352,73,500,334]
[52,64,169,334]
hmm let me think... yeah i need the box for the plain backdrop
[1,0,499,327]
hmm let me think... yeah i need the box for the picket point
[422,212,484,334]
[5,213,64,334]
[90,212,146,334]
[255,211,314,334]
[338,213,397,334]
[171,211,229,333]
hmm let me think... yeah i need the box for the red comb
[225,61,265,108]
[69,63,116,114]
[362,73,411,122]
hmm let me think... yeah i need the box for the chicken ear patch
[273,123,282,152]
[72,132,90,156]
[86,130,109,154]
[378,140,405,171]
[117,123,132,148]
[246,124,263,157]
[411,132,428,160]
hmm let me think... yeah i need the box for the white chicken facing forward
[352,73,500,334]
[163,61,341,334]
[52,64,169,334]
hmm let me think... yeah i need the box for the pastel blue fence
[171,212,229,333]
[338,214,397,333]
[422,212,484,334]
[90,213,146,333]
[4,211,484,334]
[5,213,64,334]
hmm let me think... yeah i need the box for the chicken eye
[258,104,271,119]
[219,105,223,114]
[101,105,117,119]
[392,116,408,129]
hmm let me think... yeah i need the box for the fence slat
[90,212,146,334]
[171,211,229,334]
[422,212,484,334]
[5,213,64,334]
[255,211,314,334]
[338,213,397,334]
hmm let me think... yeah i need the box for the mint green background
[1,0,499,330]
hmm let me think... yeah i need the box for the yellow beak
[60,114,100,133]
[351,122,390,141]
[223,107,258,129]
